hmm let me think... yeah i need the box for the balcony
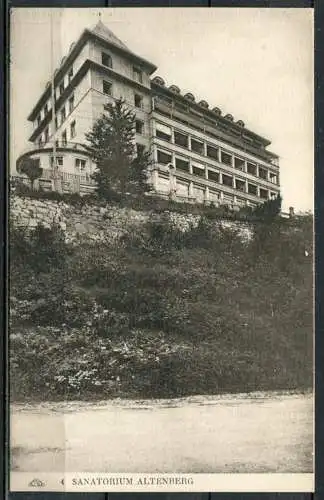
[151,162,267,205]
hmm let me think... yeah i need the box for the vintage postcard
[9,7,314,493]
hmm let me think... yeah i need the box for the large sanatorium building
[15,20,280,208]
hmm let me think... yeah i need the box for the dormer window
[102,52,112,68]
[133,67,143,84]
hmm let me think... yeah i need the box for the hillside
[9,195,313,401]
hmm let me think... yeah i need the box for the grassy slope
[10,215,313,401]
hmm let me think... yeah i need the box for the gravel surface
[11,391,313,473]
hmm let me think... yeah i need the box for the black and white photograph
[9,7,314,492]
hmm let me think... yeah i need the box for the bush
[9,204,313,401]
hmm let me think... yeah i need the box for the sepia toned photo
[9,7,314,492]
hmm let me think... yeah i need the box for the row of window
[37,119,76,148]
[158,174,276,203]
[49,156,86,171]
[154,96,271,156]
[101,51,143,83]
[36,68,74,127]
[156,149,277,199]
[102,80,144,110]
[35,53,145,129]
[154,122,278,184]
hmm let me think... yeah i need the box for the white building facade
[15,21,280,207]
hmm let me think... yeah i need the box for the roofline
[151,81,273,149]
[28,59,152,142]
[85,29,157,74]
[27,27,157,122]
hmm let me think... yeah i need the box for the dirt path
[11,391,313,473]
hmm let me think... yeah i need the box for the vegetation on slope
[9,211,313,402]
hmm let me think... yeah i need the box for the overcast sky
[10,7,314,212]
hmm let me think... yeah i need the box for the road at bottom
[10,392,313,473]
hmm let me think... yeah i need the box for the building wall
[89,39,152,89]
[31,42,92,133]
[149,111,280,206]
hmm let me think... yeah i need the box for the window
[60,106,66,124]
[102,52,112,68]
[134,93,143,108]
[133,67,143,83]
[247,162,257,176]
[103,80,112,95]
[248,183,257,195]
[55,140,59,148]
[206,145,219,161]
[192,164,205,178]
[222,174,233,187]
[191,138,204,155]
[156,122,172,142]
[174,131,189,148]
[44,127,49,143]
[157,149,172,165]
[260,188,268,199]
[221,151,232,166]
[75,158,86,171]
[269,172,278,184]
[175,157,189,173]
[68,67,73,83]
[207,170,219,183]
[258,167,268,180]
[55,116,58,130]
[234,157,245,171]
[135,120,144,134]
[37,115,41,127]
[59,81,64,96]
[50,156,63,167]
[37,137,42,148]
[70,120,76,139]
[44,103,48,115]
[136,143,145,157]
[69,95,74,113]
[62,130,67,146]
[235,179,246,192]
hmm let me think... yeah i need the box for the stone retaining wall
[10,195,254,243]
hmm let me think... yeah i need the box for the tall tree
[85,98,150,198]
[18,158,43,190]
[253,194,282,221]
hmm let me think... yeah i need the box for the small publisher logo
[28,478,45,487]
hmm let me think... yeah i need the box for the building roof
[27,21,157,122]
[91,20,130,52]
[87,21,157,73]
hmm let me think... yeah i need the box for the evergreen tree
[85,98,150,198]
[253,194,282,221]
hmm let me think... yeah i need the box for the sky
[10,7,314,212]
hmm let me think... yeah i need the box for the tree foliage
[85,98,150,198]
[253,194,282,221]
[18,158,43,189]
